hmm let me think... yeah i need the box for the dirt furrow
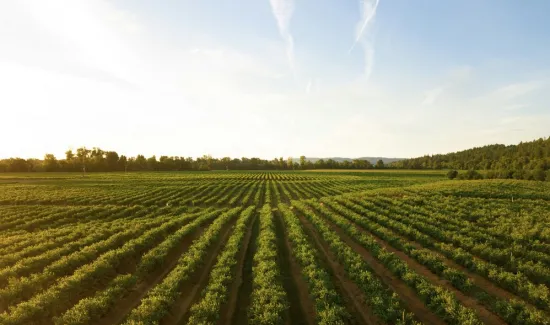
[297,214,382,325]
[355,208,541,309]
[319,216,445,325]
[218,212,257,325]
[160,217,238,325]
[274,210,316,325]
[231,212,260,325]
[340,215,507,325]
[97,222,212,325]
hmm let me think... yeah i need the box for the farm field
[0,171,549,325]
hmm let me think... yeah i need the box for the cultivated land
[0,171,549,325]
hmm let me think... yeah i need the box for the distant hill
[294,157,404,164]
[391,137,550,171]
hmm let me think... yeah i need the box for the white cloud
[269,0,295,77]
[421,86,444,106]
[489,81,543,100]
[0,0,293,159]
[349,0,380,81]
[305,79,312,94]
[420,65,473,106]
[1,1,548,160]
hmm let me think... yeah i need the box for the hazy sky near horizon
[1,0,549,159]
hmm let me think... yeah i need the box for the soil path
[317,215,445,325]
[274,210,316,325]
[98,221,212,325]
[335,213,507,325]
[231,213,260,325]
[297,213,382,325]
[218,212,257,325]
[161,217,238,325]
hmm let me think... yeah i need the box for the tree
[105,151,119,171]
[447,170,458,180]
[135,155,147,170]
[375,159,384,169]
[6,158,28,172]
[147,155,158,171]
[221,157,231,170]
[26,159,40,172]
[43,154,58,172]
[119,155,128,172]
[279,157,286,170]
[287,157,294,170]
[76,147,90,172]
[463,169,483,180]
[65,150,74,161]
[299,156,306,170]
[315,159,326,169]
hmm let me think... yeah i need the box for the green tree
[446,170,458,180]
[147,155,158,171]
[105,151,119,171]
[299,156,307,169]
[287,157,294,170]
[43,154,58,172]
[375,159,384,169]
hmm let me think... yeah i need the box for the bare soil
[161,217,238,325]
[230,213,260,325]
[319,216,445,325]
[97,221,212,325]
[338,214,507,325]
[274,210,316,325]
[218,212,257,325]
[297,213,382,325]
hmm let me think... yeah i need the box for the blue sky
[0,0,549,159]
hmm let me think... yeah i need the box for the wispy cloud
[349,0,380,53]
[305,78,312,94]
[420,65,472,106]
[490,81,543,100]
[269,0,295,77]
[349,0,380,81]
[421,86,444,106]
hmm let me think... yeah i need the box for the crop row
[277,203,349,324]
[290,201,417,324]
[56,208,225,324]
[321,197,549,324]
[0,208,219,324]
[370,195,550,274]
[348,196,550,309]
[185,206,256,324]
[122,207,242,324]
[248,204,288,324]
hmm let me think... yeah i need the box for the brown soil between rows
[276,183,292,204]
[297,213,382,325]
[97,220,213,325]
[218,212,257,325]
[275,210,316,325]
[230,212,259,325]
[162,216,239,325]
[331,210,507,325]
[317,214,445,325]
[407,232,539,306]
[356,201,542,307]
[351,199,545,305]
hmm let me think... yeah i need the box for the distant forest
[0,149,384,172]
[391,137,550,180]
[1,137,549,181]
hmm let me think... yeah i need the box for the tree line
[392,137,550,181]
[0,148,386,172]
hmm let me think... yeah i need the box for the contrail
[269,0,296,77]
[349,0,380,54]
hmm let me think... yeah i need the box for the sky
[1,0,549,159]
